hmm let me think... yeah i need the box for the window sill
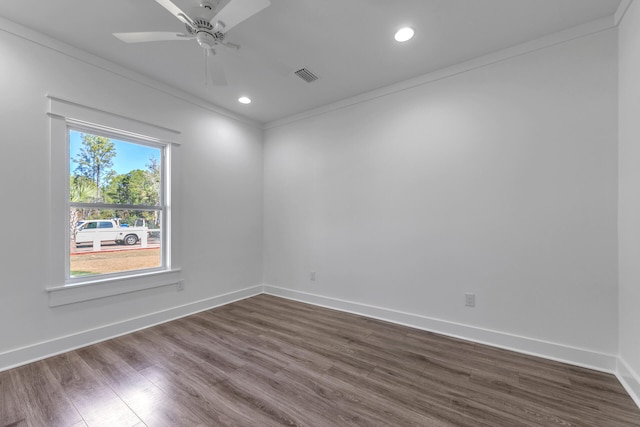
[47,269,182,307]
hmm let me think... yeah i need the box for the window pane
[67,126,166,281]
[69,129,161,206]
[70,208,162,278]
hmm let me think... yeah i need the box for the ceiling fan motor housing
[186,17,224,49]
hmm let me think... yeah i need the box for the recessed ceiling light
[394,27,415,42]
[238,96,252,104]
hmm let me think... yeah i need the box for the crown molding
[615,0,634,26]
[265,15,616,130]
[0,16,262,129]
[0,9,623,133]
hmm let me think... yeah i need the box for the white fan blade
[114,32,193,43]
[220,41,240,51]
[154,0,196,28]
[212,0,270,32]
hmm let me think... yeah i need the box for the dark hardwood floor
[1,294,639,426]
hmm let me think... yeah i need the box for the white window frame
[46,96,182,307]
[66,124,167,282]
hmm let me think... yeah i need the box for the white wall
[618,0,640,403]
[0,21,263,367]
[263,29,619,363]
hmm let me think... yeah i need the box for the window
[68,127,165,280]
[47,96,181,306]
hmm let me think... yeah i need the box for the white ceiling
[0,0,622,124]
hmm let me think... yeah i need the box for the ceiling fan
[114,0,271,85]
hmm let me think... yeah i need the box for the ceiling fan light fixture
[394,27,415,42]
[196,31,216,49]
[238,96,252,104]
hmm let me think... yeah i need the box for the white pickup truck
[75,219,148,247]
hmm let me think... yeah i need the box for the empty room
[1,0,640,425]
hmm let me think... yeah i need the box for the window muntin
[68,127,166,281]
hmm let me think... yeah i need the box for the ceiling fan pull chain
[204,49,209,86]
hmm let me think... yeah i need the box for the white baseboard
[263,285,618,374]
[617,357,640,409]
[0,284,264,372]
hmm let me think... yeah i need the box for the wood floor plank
[327,362,473,426]
[8,360,83,427]
[3,294,640,426]
[225,363,336,426]
[76,344,207,427]
[44,352,142,427]
[0,370,26,427]
[206,308,379,377]
[237,296,378,342]
[137,363,249,426]
[231,358,446,427]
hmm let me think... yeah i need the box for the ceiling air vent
[295,68,319,83]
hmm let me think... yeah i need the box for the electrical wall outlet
[310,271,317,281]
[465,293,475,307]
[177,281,184,291]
